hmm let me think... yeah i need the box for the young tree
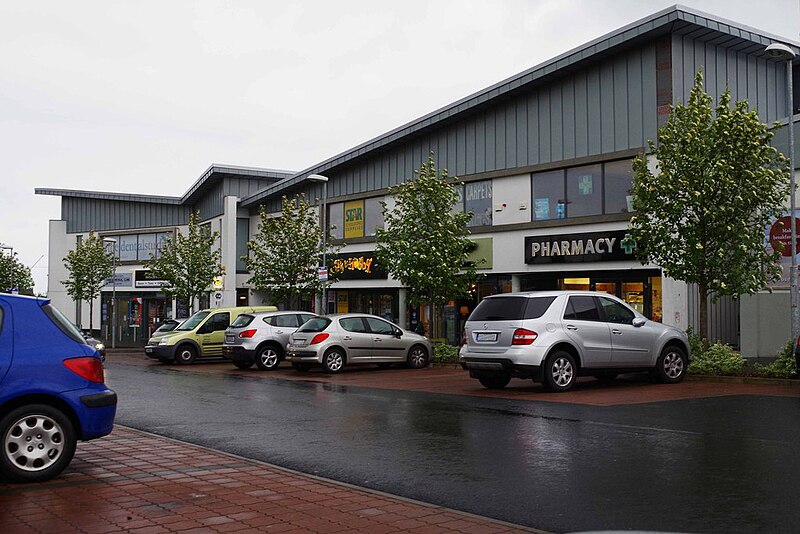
[629,70,790,340]
[62,231,115,330]
[0,248,34,295]
[376,153,480,338]
[145,211,224,312]
[245,194,334,309]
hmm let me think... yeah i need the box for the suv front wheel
[543,350,577,392]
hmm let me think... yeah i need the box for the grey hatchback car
[223,310,318,370]
[287,313,432,373]
[459,291,690,392]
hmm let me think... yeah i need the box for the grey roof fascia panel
[35,188,182,205]
[241,4,799,209]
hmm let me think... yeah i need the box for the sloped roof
[240,4,799,208]
[36,164,294,205]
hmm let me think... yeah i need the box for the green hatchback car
[145,306,276,364]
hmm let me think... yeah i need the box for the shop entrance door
[590,278,650,318]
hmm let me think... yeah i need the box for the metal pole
[788,58,799,350]
[321,180,328,314]
[112,251,117,349]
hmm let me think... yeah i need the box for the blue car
[0,294,117,482]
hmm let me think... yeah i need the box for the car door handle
[611,329,622,335]
[373,338,382,342]
[342,335,352,340]
[566,325,578,330]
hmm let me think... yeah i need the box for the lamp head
[307,174,329,183]
[766,43,797,60]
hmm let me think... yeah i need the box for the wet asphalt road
[107,361,800,533]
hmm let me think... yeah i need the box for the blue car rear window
[42,303,86,344]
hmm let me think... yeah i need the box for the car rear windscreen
[469,296,556,321]
[231,314,254,328]
[297,317,331,333]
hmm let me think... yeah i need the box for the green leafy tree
[145,211,224,312]
[629,70,790,339]
[62,231,114,330]
[245,194,335,309]
[376,153,479,338]
[0,247,34,295]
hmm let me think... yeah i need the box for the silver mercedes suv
[459,291,690,392]
[223,310,318,370]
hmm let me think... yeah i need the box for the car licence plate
[145,347,153,354]
[225,335,234,343]
[475,332,498,342]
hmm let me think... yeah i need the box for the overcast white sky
[1,0,797,294]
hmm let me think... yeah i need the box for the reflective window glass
[598,297,635,325]
[364,197,384,237]
[365,317,394,335]
[604,159,634,214]
[532,170,565,220]
[567,164,602,217]
[339,317,367,333]
[464,180,493,227]
[329,203,344,240]
[565,296,600,321]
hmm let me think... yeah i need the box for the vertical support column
[221,196,238,308]
[511,274,521,293]
[398,288,407,329]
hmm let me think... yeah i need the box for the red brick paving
[0,427,541,533]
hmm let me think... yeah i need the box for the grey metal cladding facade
[324,44,658,196]
[193,181,225,221]
[672,34,789,121]
[63,197,190,234]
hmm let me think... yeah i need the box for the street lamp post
[103,238,118,349]
[766,43,798,357]
[308,174,329,314]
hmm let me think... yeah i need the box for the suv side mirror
[632,317,646,327]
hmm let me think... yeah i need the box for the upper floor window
[454,180,493,227]
[105,231,173,262]
[531,159,633,221]
[329,197,384,239]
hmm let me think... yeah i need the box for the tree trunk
[88,299,94,331]
[698,283,709,341]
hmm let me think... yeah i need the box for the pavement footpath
[3,350,799,533]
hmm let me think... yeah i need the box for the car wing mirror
[632,317,646,327]
[395,328,403,338]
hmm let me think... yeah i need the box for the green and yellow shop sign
[344,200,364,239]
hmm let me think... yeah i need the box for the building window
[105,231,173,262]
[532,170,566,220]
[364,197,384,237]
[566,164,602,217]
[236,218,249,273]
[329,197,384,239]
[531,159,633,221]
[454,180,493,227]
[329,202,344,240]
[604,159,635,214]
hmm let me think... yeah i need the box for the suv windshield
[175,311,210,331]
[470,296,556,321]
[231,314,254,328]
[297,317,331,333]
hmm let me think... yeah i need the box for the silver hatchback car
[223,310,318,370]
[287,313,432,373]
[459,291,690,392]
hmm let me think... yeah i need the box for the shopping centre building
[36,6,799,357]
